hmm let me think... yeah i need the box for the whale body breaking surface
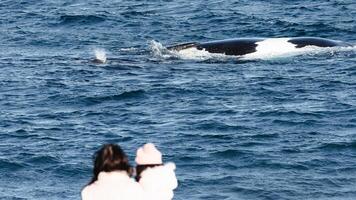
[166,37,353,60]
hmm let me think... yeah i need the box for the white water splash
[149,40,233,61]
[172,46,232,60]
[93,48,107,63]
[149,40,173,59]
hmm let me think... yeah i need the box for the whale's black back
[288,37,345,48]
[167,42,198,51]
[197,38,264,56]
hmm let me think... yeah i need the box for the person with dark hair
[81,144,144,200]
[135,143,178,200]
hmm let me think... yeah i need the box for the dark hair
[135,164,162,181]
[89,144,132,185]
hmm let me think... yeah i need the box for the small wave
[249,132,280,139]
[53,163,87,177]
[27,155,61,165]
[121,10,156,17]
[257,109,323,119]
[119,47,139,52]
[318,140,356,151]
[178,155,196,162]
[200,134,234,140]
[254,159,309,170]
[83,89,146,105]
[211,149,247,158]
[196,120,252,132]
[0,159,26,170]
[271,119,321,126]
[58,15,106,25]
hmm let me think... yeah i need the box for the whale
[167,37,352,57]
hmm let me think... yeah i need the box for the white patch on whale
[241,38,318,60]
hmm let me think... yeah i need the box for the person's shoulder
[140,162,178,189]
[81,185,93,200]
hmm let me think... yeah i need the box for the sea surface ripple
[0,0,355,200]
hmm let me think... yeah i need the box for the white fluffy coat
[139,163,178,200]
[81,171,144,200]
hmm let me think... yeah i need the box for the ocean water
[1,0,356,199]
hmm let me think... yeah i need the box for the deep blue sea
[1,0,356,199]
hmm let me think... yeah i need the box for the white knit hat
[135,143,163,165]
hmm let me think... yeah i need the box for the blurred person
[82,144,144,200]
[135,143,178,200]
